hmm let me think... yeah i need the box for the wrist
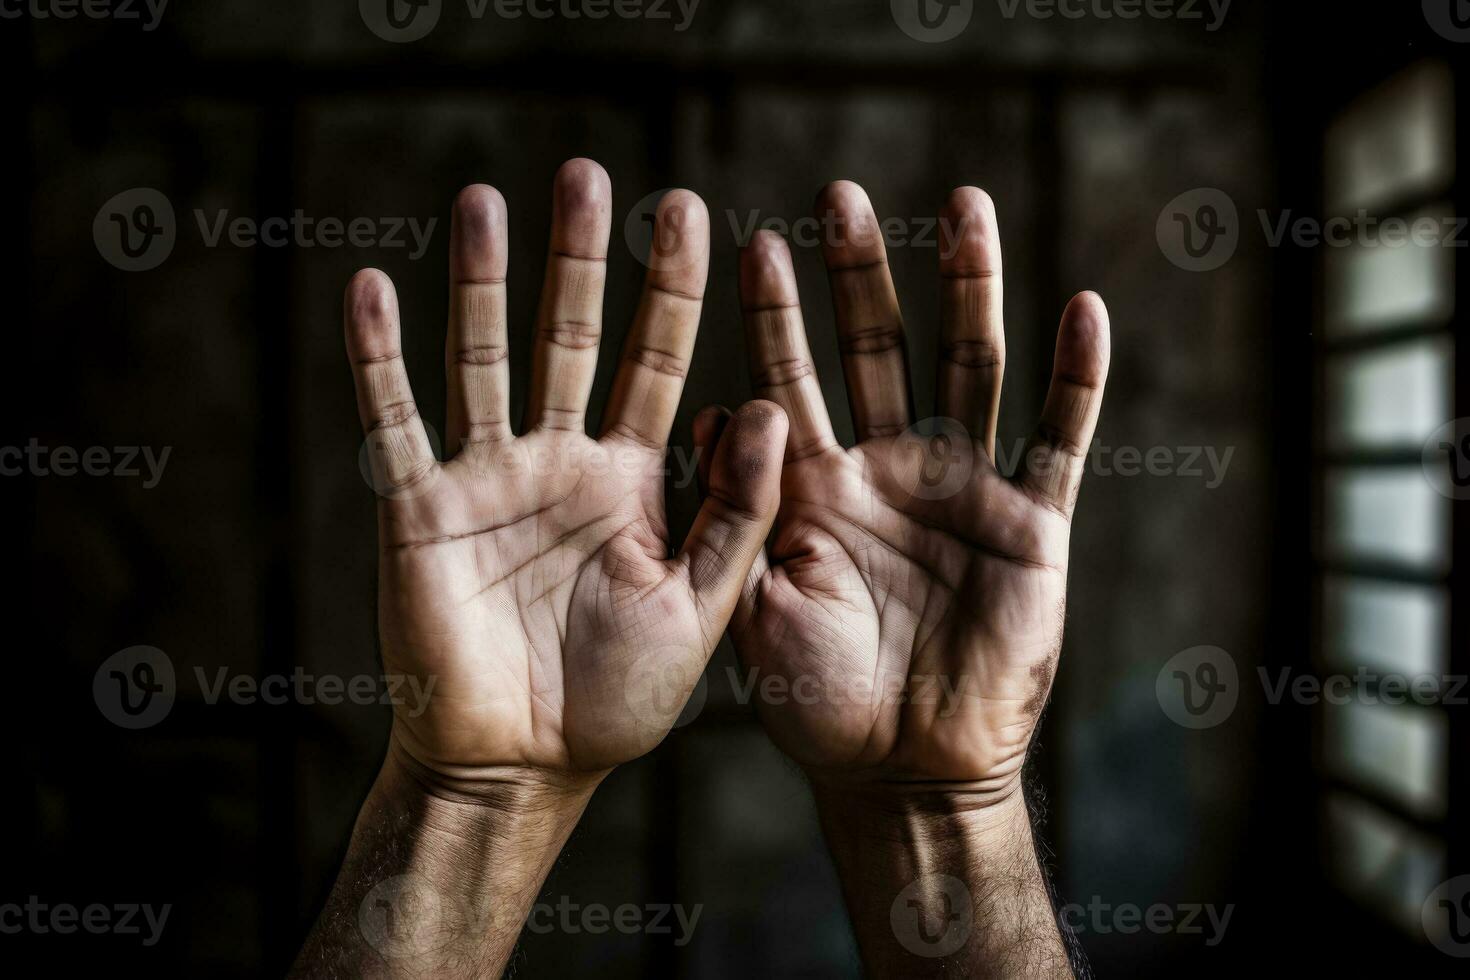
[372,734,601,934]
[809,769,1029,836]
[808,776,1071,979]
[315,742,599,973]
[292,744,597,977]
[810,777,1033,872]
[381,731,603,816]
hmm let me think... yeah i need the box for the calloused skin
[707,183,1110,807]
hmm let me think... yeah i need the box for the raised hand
[295,162,786,978]
[711,181,1108,804]
[703,182,1107,977]
[350,160,786,789]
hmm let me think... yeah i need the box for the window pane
[1325,61,1454,213]
[1323,467,1452,571]
[1321,577,1450,678]
[1323,701,1447,819]
[1325,792,1447,935]
[1323,205,1457,336]
[1325,337,1454,451]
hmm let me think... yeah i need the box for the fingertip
[748,228,789,254]
[647,188,710,284]
[345,268,398,337]
[733,398,788,435]
[814,178,871,215]
[1057,291,1111,383]
[739,232,799,309]
[552,158,612,255]
[939,186,1001,273]
[555,158,612,205]
[453,183,507,230]
[943,185,997,221]
[1064,290,1110,338]
[657,188,710,236]
[814,179,881,257]
[720,400,788,504]
[451,184,508,280]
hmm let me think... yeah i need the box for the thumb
[678,399,786,640]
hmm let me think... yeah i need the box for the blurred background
[11,1,1466,976]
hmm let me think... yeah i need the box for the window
[1316,60,1457,939]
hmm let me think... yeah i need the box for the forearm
[813,782,1073,979]
[291,739,597,979]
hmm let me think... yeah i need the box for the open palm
[712,183,1109,801]
[348,162,785,786]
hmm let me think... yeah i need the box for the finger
[815,180,912,441]
[678,400,787,638]
[691,403,770,633]
[739,231,838,462]
[691,404,731,494]
[937,187,1005,456]
[446,184,512,452]
[345,269,438,496]
[601,190,710,450]
[1015,292,1111,518]
[528,158,611,433]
